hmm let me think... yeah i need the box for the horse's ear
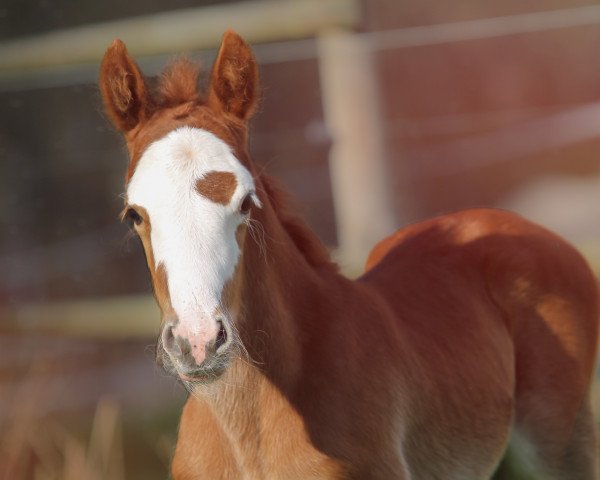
[99,39,150,133]
[208,30,259,120]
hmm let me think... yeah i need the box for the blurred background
[1,0,600,478]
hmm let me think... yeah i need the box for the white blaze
[126,127,257,333]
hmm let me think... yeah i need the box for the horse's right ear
[99,39,150,133]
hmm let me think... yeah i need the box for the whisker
[246,217,268,262]
[253,161,274,180]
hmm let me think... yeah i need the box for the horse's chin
[178,366,227,385]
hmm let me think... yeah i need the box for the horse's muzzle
[160,316,232,382]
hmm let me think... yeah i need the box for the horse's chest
[173,386,345,480]
[232,440,343,480]
[228,394,345,479]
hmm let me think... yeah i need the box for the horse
[99,30,599,479]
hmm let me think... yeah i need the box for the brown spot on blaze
[196,171,237,205]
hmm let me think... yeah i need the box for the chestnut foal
[100,31,599,479]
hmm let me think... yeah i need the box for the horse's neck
[237,196,335,388]
[202,194,343,437]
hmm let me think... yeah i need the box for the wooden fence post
[317,29,397,273]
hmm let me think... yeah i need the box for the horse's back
[364,208,598,375]
[362,208,599,478]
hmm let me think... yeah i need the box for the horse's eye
[240,194,254,215]
[124,208,143,227]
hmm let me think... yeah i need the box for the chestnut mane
[260,174,338,272]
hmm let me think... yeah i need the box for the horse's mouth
[156,334,231,384]
[178,364,227,384]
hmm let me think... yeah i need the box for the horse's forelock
[157,57,202,108]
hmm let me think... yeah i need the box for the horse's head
[100,31,261,383]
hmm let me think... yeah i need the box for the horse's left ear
[208,30,259,120]
[99,39,150,133]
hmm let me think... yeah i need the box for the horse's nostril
[162,323,180,356]
[215,319,229,353]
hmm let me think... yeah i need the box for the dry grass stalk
[1,392,125,480]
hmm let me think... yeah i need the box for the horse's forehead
[126,105,240,181]
[127,126,251,208]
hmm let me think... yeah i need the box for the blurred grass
[2,382,600,479]
[1,351,599,479]
[0,392,179,480]
[1,395,124,480]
